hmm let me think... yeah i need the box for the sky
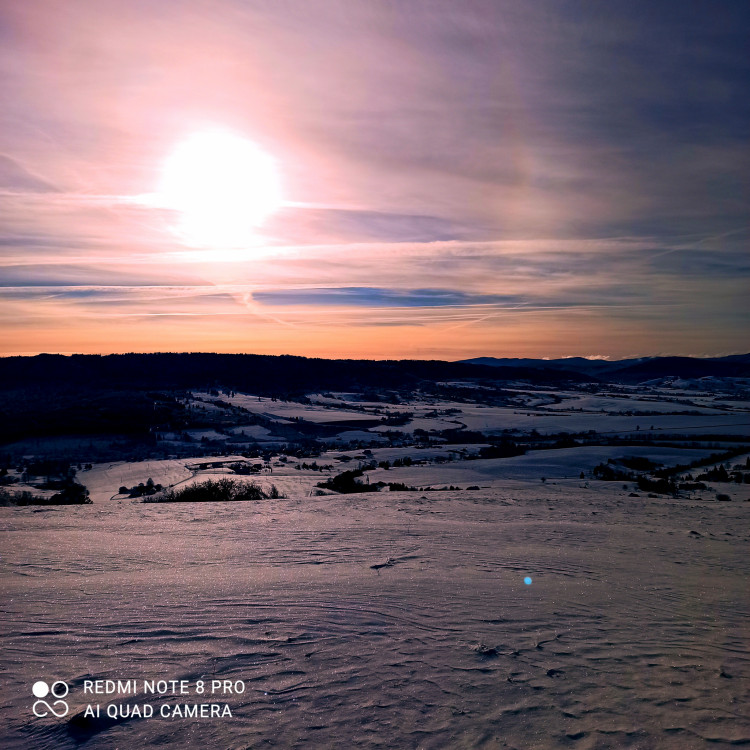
[0,0,748,360]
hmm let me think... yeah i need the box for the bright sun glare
[158,131,283,248]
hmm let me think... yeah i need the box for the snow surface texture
[1,482,748,749]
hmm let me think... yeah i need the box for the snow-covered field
[200,392,380,424]
[541,393,726,414]
[80,457,331,503]
[1,482,748,749]
[367,446,722,486]
[72,385,744,457]
[82,459,199,503]
[454,405,750,436]
[76,443,731,504]
[2,378,749,749]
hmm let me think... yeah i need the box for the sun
[157,130,283,248]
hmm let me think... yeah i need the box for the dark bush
[146,478,283,503]
[697,465,730,482]
[50,482,90,504]
[478,442,525,459]
[679,482,707,491]
[228,462,262,475]
[637,476,677,496]
[317,469,378,494]
[593,463,633,482]
[119,480,163,497]
[618,456,662,471]
[0,484,90,506]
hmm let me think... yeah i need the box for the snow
[1,481,748,748]
[456,406,750,436]
[2,380,749,748]
[205,392,378,423]
[81,459,194,502]
[366,446,717,486]
[542,393,725,414]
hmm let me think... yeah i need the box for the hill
[460,354,750,382]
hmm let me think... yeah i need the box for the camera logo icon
[32,680,69,718]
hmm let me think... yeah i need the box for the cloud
[0,1,747,356]
[264,207,481,244]
[0,263,211,287]
[0,155,57,193]
[253,287,524,308]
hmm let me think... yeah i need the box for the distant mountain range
[460,354,750,382]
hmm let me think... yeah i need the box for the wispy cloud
[0,154,58,193]
[253,287,524,308]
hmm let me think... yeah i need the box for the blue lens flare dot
[524,576,533,585]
